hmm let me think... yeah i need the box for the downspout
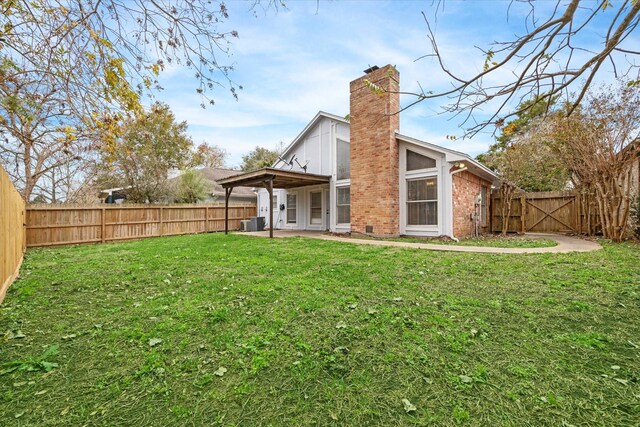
[448,163,468,242]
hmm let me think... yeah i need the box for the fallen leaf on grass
[62,334,77,340]
[459,375,473,383]
[335,321,347,329]
[214,366,227,377]
[402,398,416,413]
[148,338,163,347]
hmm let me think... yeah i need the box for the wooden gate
[491,191,599,234]
[524,192,579,233]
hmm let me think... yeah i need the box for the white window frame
[309,190,323,226]
[336,138,350,181]
[335,185,350,225]
[286,193,297,225]
[406,177,438,226]
[399,143,442,235]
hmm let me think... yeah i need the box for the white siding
[257,115,343,232]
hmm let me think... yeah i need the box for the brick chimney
[349,64,400,236]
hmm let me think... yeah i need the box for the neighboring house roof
[173,168,257,200]
[275,110,498,184]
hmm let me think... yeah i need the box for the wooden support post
[101,207,106,243]
[159,207,164,237]
[224,187,233,234]
[206,206,209,232]
[520,195,526,234]
[267,179,273,238]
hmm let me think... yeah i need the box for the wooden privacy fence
[1,166,26,303]
[491,191,599,234]
[26,204,256,248]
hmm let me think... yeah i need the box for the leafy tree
[99,103,193,203]
[478,97,570,192]
[1,0,276,200]
[191,143,227,168]
[173,169,210,203]
[546,81,640,241]
[405,0,640,135]
[240,143,284,171]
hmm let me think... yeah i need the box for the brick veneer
[349,65,400,236]
[452,170,491,237]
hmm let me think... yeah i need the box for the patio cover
[218,168,331,238]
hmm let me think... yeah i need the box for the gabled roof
[272,110,498,184]
[274,111,349,168]
[396,133,499,183]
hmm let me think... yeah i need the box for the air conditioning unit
[240,220,250,232]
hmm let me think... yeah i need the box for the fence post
[101,207,106,243]
[520,195,526,234]
[206,206,209,232]
[159,207,164,237]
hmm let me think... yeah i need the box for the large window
[336,187,350,224]
[286,194,297,224]
[337,139,350,180]
[407,150,436,171]
[407,177,438,225]
[310,191,322,225]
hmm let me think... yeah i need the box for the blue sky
[151,0,635,168]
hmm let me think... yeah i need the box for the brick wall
[349,65,400,236]
[452,170,491,237]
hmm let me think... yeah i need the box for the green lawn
[1,234,639,426]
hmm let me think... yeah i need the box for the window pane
[337,205,350,224]
[336,187,350,224]
[407,178,437,201]
[337,139,350,180]
[337,187,350,205]
[407,150,436,171]
[286,194,296,223]
[310,192,322,224]
[426,201,437,225]
[407,201,437,225]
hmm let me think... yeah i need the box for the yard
[1,233,639,426]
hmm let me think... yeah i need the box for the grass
[1,233,639,426]
[348,234,558,248]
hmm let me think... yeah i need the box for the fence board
[491,191,599,234]
[26,204,256,247]
[1,166,26,303]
